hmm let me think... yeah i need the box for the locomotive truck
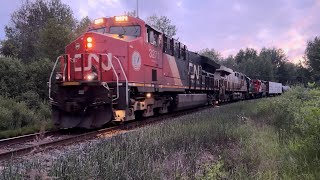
[49,15,282,129]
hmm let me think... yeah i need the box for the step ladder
[101,53,128,106]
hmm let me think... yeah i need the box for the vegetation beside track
[0,57,53,139]
[0,95,52,139]
[1,87,320,179]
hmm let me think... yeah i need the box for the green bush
[25,59,53,99]
[0,96,52,138]
[252,87,320,178]
[0,57,26,97]
[0,56,54,137]
[0,57,53,99]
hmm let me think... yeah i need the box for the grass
[1,87,320,179]
[0,95,53,139]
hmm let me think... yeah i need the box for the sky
[1,0,320,63]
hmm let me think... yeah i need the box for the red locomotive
[49,15,283,129]
[249,79,267,98]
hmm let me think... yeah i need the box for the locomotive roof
[145,23,162,34]
[200,55,220,69]
[216,66,233,75]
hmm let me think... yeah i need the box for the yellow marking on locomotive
[62,82,80,86]
[128,83,188,89]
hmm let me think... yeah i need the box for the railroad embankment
[1,87,319,179]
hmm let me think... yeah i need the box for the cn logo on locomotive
[189,62,202,79]
[73,53,112,72]
[132,51,141,71]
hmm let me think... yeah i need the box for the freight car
[266,81,283,96]
[48,15,283,129]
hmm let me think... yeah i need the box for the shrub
[0,57,26,97]
[252,87,320,178]
[25,59,53,99]
[0,96,52,138]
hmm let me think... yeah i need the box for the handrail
[99,53,120,102]
[108,53,120,101]
[99,53,128,105]
[112,55,128,106]
[48,56,62,100]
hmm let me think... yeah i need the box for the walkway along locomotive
[48,15,283,129]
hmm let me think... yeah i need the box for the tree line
[199,44,319,86]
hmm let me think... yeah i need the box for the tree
[260,47,287,68]
[25,58,54,99]
[0,26,21,57]
[146,14,177,38]
[234,48,258,76]
[221,55,237,70]
[277,62,297,84]
[235,48,258,64]
[0,0,76,61]
[255,54,275,81]
[258,47,288,82]
[74,16,91,37]
[0,57,26,97]
[37,18,74,61]
[295,60,311,85]
[305,36,320,83]
[124,10,137,17]
[198,48,222,62]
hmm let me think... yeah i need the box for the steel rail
[0,106,211,161]
[0,131,61,148]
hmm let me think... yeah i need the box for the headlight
[56,73,63,81]
[86,72,98,81]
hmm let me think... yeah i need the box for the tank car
[48,15,222,129]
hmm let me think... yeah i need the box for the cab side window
[146,26,160,46]
[162,34,187,60]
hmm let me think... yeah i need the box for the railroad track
[0,106,212,161]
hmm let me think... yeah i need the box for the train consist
[49,15,284,129]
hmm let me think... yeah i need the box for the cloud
[70,0,127,20]
[232,2,246,12]
[0,0,315,62]
[176,1,183,7]
[187,0,320,63]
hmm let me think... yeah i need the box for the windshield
[109,25,141,37]
[88,27,107,33]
